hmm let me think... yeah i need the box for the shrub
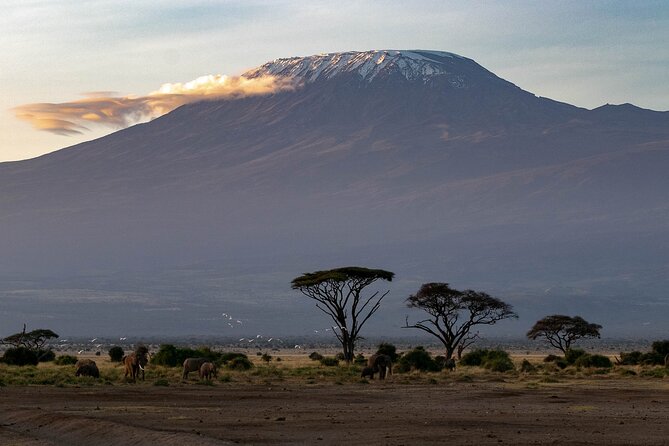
[651,340,669,357]
[460,349,487,366]
[108,346,125,362]
[335,353,346,361]
[565,348,587,365]
[37,349,56,362]
[152,344,229,367]
[486,357,515,372]
[555,359,568,369]
[354,354,366,365]
[320,357,339,367]
[261,353,272,363]
[376,343,398,362]
[618,351,643,365]
[227,356,253,371]
[219,352,248,364]
[153,379,169,386]
[54,355,79,365]
[575,354,612,368]
[461,349,514,372]
[396,346,441,372]
[520,359,536,373]
[544,354,560,363]
[309,352,324,361]
[2,347,39,366]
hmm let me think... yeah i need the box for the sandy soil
[1,379,667,446]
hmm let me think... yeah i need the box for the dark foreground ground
[1,380,667,445]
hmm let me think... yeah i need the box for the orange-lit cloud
[14,74,295,135]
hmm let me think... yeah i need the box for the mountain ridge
[0,50,668,337]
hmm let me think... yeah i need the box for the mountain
[1,50,668,338]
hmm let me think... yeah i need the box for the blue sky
[2,0,668,161]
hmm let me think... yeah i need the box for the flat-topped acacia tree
[404,283,517,360]
[291,267,394,362]
[526,315,602,354]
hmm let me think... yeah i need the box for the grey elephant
[361,366,376,379]
[367,354,392,380]
[122,345,150,382]
[199,362,217,380]
[183,357,208,379]
[75,359,100,378]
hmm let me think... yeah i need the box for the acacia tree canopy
[526,315,602,354]
[291,266,394,362]
[404,282,517,359]
[2,326,59,351]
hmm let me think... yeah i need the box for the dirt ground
[1,379,668,446]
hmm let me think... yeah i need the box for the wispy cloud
[14,74,295,135]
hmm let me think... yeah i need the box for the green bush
[618,351,643,365]
[575,354,612,368]
[54,355,79,365]
[37,349,56,362]
[309,352,324,361]
[227,356,253,371]
[319,357,340,367]
[396,346,441,372]
[486,357,515,372]
[153,378,169,386]
[152,344,230,367]
[261,353,272,363]
[651,340,669,357]
[543,354,561,363]
[335,353,346,361]
[555,359,568,369]
[2,347,39,366]
[461,349,514,372]
[565,348,587,364]
[460,349,487,366]
[354,354,367,365]
[108,346,125,362]
[520,359,536,373]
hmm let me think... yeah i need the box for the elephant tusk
[139,364,145,371]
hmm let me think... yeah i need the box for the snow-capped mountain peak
[244,50,471,84]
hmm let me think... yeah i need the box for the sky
[2,0,668,162]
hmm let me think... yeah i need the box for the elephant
[361,366,376,379]
[367,354,392,380]
[123,345,150,382]
[199,362,217,380]
[75,359,100,378]
[183,357,209,379]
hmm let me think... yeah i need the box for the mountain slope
[1,50,668,336]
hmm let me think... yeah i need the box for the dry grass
[1,350,667,388]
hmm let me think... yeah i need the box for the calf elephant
[367,354,393,380]
[361,366,376,379]
[183,357,208,379]
[75,359,100,378]
[199,362,217,380]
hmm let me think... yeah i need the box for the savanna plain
[1,349,668,446]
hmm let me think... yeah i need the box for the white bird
[119,337,127,341]
[314,330,319,333]
[256,334,262,338]
[222,313,228,317]
[78,350,84,354]
[236,320,242,324]
[267,338,273,342]
[248,339,254,343]
[227,323,233,327]
[239,338,246,341]
[294,344,301,349]
[89,338,97,342]
[59,339,68,342]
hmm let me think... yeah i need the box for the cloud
[13,74,295,135]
